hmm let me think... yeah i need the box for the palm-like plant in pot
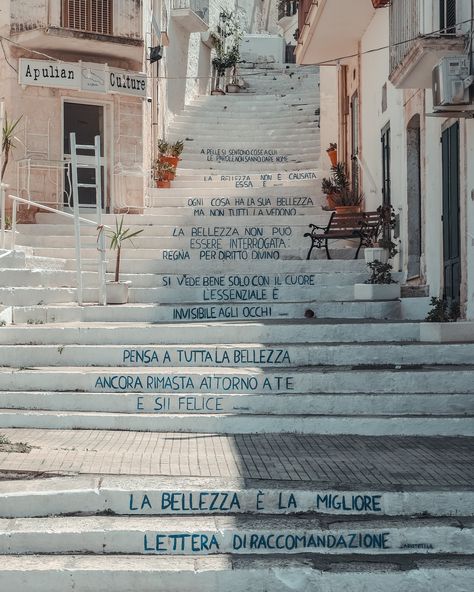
[321,163,362,213]
[105,217,144,304]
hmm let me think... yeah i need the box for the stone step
[3,343,474,369]
[26,247,313,263]
[0,555,471,592]
[0,321,422,345]
[0,476,472,518]
[0,270,369,290]
[1,391,470,418]
[30,210,324,227]
[11,299,402,324]
[18,232,318,251]
[177,160,320,172]
[174,111,319,123]
[192,90,320,102]
[1,409,470,435]
[1,366,472,394]
[62,259,367,274]
[3,285,357,307]
[0,515,472,555]
[170,131,319,143]
[146,187,323,199]
[183,102,319,114]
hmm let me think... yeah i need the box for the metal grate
[62,0,113,35]
[440,0,457,35]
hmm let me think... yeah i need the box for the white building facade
[297,0,474,319]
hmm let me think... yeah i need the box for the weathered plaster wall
[319,66,338,178]
[359,9,405,275]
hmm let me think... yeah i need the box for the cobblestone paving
[0,429,473,487]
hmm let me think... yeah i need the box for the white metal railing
[172,0,209,25]
[69,133,107,306]
[10,0,142,40]
[7,194,111,306]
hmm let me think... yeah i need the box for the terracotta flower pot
[326,194,337,210]
[160,155,179,168]
[326,148,338,167]
[335,205,361,214]
[156,180,171,188]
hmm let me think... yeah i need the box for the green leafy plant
[364,260,396,285]
[321,162,349,195]
[157,139,170,156]
[425,297,460,322]
[1,114,22,181]
[372,204,398,257]
[211,10,243,90]
[106,217,144,283]
[170,140,184,157]
[153,160,176,181]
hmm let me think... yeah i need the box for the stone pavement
[0,429,473,488]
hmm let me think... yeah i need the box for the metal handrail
[8,194,111,306]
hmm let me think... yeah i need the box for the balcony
[296,0,376,65]
[10,0,143,65]
[171,0,209,33]
[389,0,466,89]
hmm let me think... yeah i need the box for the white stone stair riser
[175,162,320,172]
[0,558,471,592]
[0,477,471,518]
[0,367,472,395]
[0,391,471,418]
[0,322,421,346]
[23,228,321,248]
[0,411,470,435]
[25,248,315,263]
[0,516,472,555]
[173,111,319,122]
[0,284,358,306]
[3,343,474,369]
[0,271,370,290]
[11,300,403,324]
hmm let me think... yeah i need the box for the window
[62,0,113,35]
[381,123,391,207]
[440,0,456,35]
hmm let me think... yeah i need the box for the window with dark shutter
[440,0,456,35]
[62,0,113,35]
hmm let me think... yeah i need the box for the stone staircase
[0,63,473,589]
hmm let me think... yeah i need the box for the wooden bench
[304,211,381,260]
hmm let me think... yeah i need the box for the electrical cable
[0,18,473,80]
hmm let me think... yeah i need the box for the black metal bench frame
[304,211,381,260]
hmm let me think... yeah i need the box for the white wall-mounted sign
[19,59,146,98]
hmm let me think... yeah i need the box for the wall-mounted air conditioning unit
[432,56,472,110]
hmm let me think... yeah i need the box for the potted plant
[326,143,337,167]
[354,206,400,301]
[332,188,363,214]
[153,160,176,188]
[1,113,22,181]
[211,10,243,94]
[364,205,397,264]
[321,162,362,212]
[354,259,400,301]
[105,217,144,304]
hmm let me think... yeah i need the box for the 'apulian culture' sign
[18,58,147,98]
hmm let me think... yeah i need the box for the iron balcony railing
[172,0,209,25]
[279,0,299,20]
[390,0,459,73]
